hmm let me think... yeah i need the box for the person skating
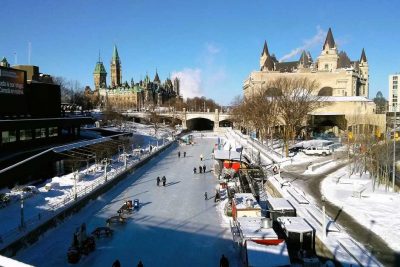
[204,192,208,200]
[183,151,186,157]
[220,254,229,267]
[112,259,121,267]
[199,165,202,174]
[178,151,181,158]
[203,164,206,173]
[200,154,203,161]
[162,176,166,186]
[137,260,144,267]
[214,190,220,202]
[156,176,160,186]
[193,167,197,174]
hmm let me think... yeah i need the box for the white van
[303,146,331,156]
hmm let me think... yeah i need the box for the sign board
[0,68,25,95]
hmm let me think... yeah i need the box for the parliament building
[86,45,181,110]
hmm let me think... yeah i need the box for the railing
[0,142,171,250]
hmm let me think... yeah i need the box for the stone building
[243,28,385,135]
[87,45,181,110]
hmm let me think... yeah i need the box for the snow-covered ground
[321,168,400,252]
[14,136,240,267]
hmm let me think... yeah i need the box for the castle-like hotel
[87,45,181,110]
[244,28,386,134]
[244,28,369,98]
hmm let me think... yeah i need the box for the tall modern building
[388,74,400,112]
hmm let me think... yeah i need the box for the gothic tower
[173,77,180,97]
[317,28,339,71]
[260,41,275,71]
[110,45,122,87]
[359,48,369,97]
[93,54,107,90]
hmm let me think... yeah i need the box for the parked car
[289,146,303,153]
[303,147,331,156]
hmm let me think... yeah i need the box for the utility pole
[393,107,397,192]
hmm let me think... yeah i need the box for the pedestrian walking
[112,259,121,267]
[214,190,220,202]
[178,151,181,158]
[203,164,206,173]
[200,154,203,161]
[193,167,197,174]
[199,165,203,173]
[156,176,160,186]
[162,176,166,186]
[204,192,208,200]
[137,260,144,267]
[183,151,186,157]
[220,254,229,267]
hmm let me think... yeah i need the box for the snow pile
[321,168,400,252]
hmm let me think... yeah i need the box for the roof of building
[112,45,120,61]
[94,61,107,74]
[275,61,298,72]
[298,51,312,66]
[337,51,352,69]
[323,28,336,49]
[360,48,367,62]
[277,217,314,234]
[1,57,8,64]
[267,198,295,211]
[234,193,261,209]
[154,71,161,83]
[246,240,290,267]
[237,217,278,240]
[261,41,270,56]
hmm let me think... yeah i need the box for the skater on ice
[199,165,203,173]
[162,176,166,186]
[203,164,206,173]
[156,176,160,186]
[193,167,197,174]
[204,192,208,200]
[200,154,203,161]
[183,151,186,157]
[178,151,180,158]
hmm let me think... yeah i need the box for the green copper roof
[112,45,120,61]
[1,57,8,63]
[94,61,107,74]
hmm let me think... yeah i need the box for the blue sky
[1,0,399,104]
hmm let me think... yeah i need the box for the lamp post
[20,194,25,229]
[321,195,326,239]
[74,171,77,201]
[393,106,397,192]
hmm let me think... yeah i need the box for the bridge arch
[318,87,333,96]
[219,119,233,128]
[186,118,214,131]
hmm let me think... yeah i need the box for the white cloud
[279,26,326,62]
[205,43,220,55]
[171,68,202,99]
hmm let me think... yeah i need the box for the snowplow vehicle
[67,223,96,264]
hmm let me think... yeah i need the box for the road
[281,161,400,267]
[15,136,240,267]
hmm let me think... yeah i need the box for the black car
[289,146,303,153]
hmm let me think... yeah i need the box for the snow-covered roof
[277,216,314,234]
[214,149,242,161]
[320,96,373,102]
[267,198,295,211]
[234,193,261,209]
[237,217,278,240]
[246,240,290,267]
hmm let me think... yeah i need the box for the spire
[323,28,335,49]
[261,41,270,56]
[98,50,101,62]
[112,45,119,61]
[360,48,367,62]
[154,69,161,83]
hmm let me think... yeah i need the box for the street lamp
[321,195,326,239]
[74,170,78,201]
[20,194,25,229]
[393,106,397,192]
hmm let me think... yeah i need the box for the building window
[49,127,58,137]
[35,128,46,139]
[20,129,32,141]
[394,76,398,81]
[2,130,17,143]
[394,85,398,90]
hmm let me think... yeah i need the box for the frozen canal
[15,135,240,267]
